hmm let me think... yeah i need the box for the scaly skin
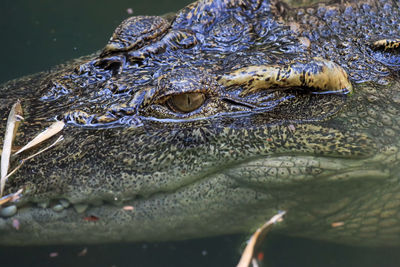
[0,0,399,246]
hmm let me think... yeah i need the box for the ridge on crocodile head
[0,0,400,246]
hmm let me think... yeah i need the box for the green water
[1,234,400,267]
[1,0,400,266]
[0,0,192,83]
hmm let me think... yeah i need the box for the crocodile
[0,0,399,247]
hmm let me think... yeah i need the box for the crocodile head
[0,0,400,246]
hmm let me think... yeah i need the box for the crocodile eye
[167,92,206,113]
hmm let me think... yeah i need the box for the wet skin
[0,0,400,246]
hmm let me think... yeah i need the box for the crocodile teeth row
[51,199,71,212]
[1,197,127,217]
[52,204,64,212]
[73,203,88,213]
[49,201,88,213]
[0,205,17,217]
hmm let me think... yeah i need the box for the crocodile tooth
[59,199,70,208]
[73,203,88,214]
[52,204,64,212]
[0,205,17,217]
[37,202,49,209]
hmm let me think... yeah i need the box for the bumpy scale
[218,57,353,96]
[0,0,399,248]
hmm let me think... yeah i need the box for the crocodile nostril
[94,56,125,76]
[105,61,122,75]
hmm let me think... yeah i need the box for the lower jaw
[0,153,393,245]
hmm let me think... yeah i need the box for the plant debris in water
[0,188,23,206]
[0,101,65,197]
[3,135,64,186]
[77,247,88,257]
[237,211,286,267]
[1,101,23,196]
[14,120,65,155]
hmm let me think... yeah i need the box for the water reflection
[1,234,400,267]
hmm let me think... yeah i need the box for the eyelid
[154,88,211,103]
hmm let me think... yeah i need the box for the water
[0,0,192,83]
[1,0,400,266]
[1,234,400,267]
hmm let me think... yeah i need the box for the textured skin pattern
[0,0,399,246]
[219,57,353,95]
[101,16,170,55]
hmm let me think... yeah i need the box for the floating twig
[1,101,23,196]
[237,211,286,267]
[3,135,64,185]
[14,120,65,155]
[0,188,23,206]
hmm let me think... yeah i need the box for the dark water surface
[1,0,400,266]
